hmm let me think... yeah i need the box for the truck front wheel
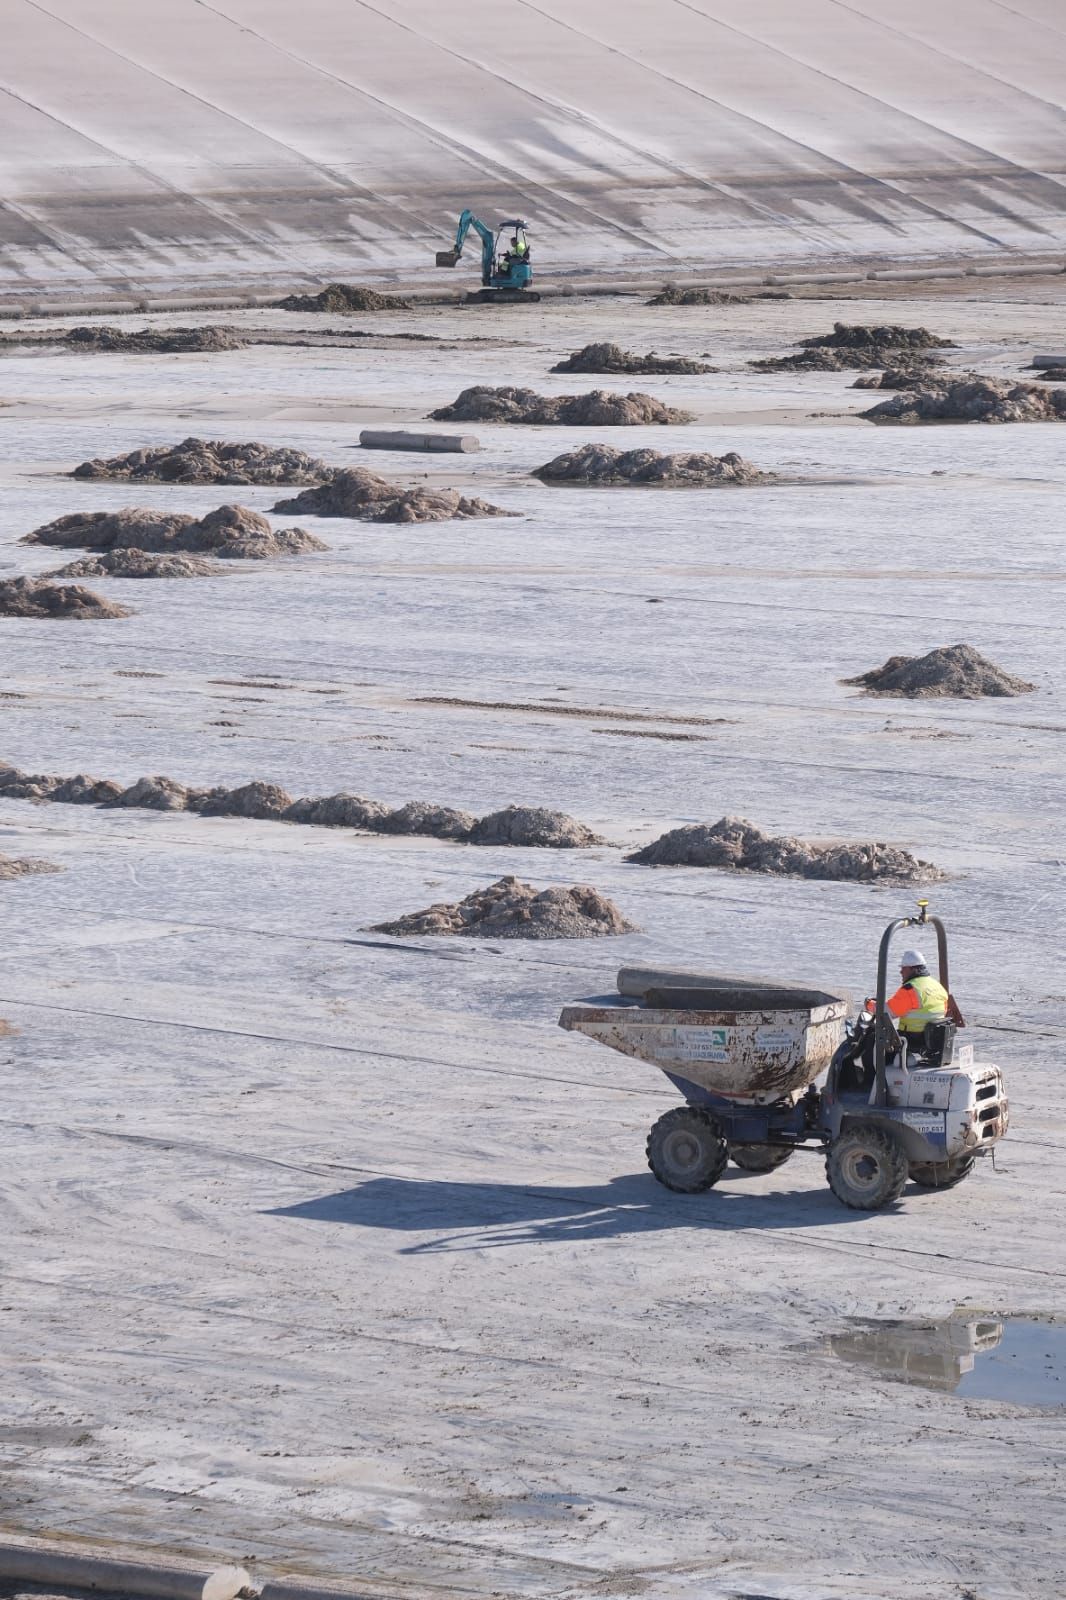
[826,1126,908,1210]
[647,1107,728,1193]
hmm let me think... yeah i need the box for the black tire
[909,1155,976,1189]
[730,1144,794,1173]
[646,1106,728,1193]
[826,1125,909,1211]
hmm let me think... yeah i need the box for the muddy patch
[861,375,1066,423]
[843,643,1035,699]
[0,577,131,620]
[533,443,767,486]
[551,343,714,375]
[275,283,413,313]
[63,325,247,353]
[647,286,742,306]
[626,816,941,882]
[370,876,636,939]
[72,437,333,485]
[271,468,516,523]
[430,387,693,425]
[411,695,725,727]
[24,505,327,561]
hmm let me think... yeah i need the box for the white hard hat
[900,948,926,968]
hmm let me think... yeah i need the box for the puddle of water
[826,1316,1066,1404]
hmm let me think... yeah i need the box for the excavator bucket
[435,249,461,268]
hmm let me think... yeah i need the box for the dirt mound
[0,852,61,881]
[109,775,193,810]
[370,875,636,939]
[26,509,196,551]
[842,643,1035,699]
[271,468,514,522]
[25,505,326,561]
[47,549,225,579]
[551,343,714,375]
[648,286,740,306]
[275,284,412,313]
[430,387,693,426]
[801,323,953,350]
[467,805,604,848]
[861,376,1066,424]
[533,443,767,486]
[188,505,327,558]
[65,325,246,353]
[72,437,332,485]
[198,781,295,820]
[379,801,478,839]
[627,817,940,882]
[0,768,122,804]
[283,793,392,829]
[0,577,130,619]
[0,764,603,848]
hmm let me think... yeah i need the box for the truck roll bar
[872,900,949,1105]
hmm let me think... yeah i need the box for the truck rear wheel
[909,1155,976,1189]
[646,1107,728,1193]
[826,1126,908,1210]
[730,1144,794,1173]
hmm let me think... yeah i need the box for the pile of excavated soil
[466,805,604,847]
[24,505,327,561]
[272,468,515,523]
[0,769,123,804]
[861,376,1066,424]
[370,876,636,939]
[0,852,61,881]
[551,343,714,375]
[72,437,332,485]
[626,817,941,882]
[275,284,412,313]
[842,643,1036,699]
[47,550,226,579]
[648,286,740,306]
[802,323,953,350]
[430,387,693,426]
[0,765,599,847]
[65,326,246,353]
[533,443,767,486]
[198,781,295,819]
[0,577,131,620]
[753,321,952,374]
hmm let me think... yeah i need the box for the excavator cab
[492,222,532,287]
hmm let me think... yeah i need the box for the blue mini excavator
[435,210,539,303]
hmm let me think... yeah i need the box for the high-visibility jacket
[887,973,949,1034]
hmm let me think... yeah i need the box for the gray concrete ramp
[3,0,1066,289]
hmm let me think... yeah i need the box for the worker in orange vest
[865,948,965,1046]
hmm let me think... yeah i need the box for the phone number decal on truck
[654,1025,733,1063]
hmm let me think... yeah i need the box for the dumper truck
[559,904,1008,1210]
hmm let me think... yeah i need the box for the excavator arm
[435,209,496,284]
